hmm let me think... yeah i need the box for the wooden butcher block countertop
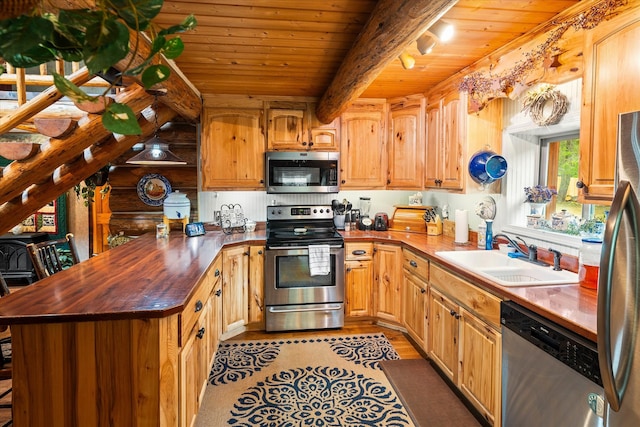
[0,228,597,341]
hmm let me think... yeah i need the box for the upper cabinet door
[579,8,640,203]
[201,108,265,190]
[340,104,387,189]
[388,104,424,189]
[267,108,306,150]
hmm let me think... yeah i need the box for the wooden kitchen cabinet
[387,100,425,189]
[267,102,339,151]
[428,286,459,382]
[373,243,402,324]
[200,108,265,190]
[345,242,374,317]
[180,300,210,427]
[579,8,640,202]
[402,248,429,349]
[222,245,249,336]
[424,91,502,192]
[340,100,388,188]
[248,245,265,329]
[179,255,222,427]
[459,307,502,427]
[429,262,502,426]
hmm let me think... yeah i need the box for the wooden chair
[0,273,12,427]
[26,233,80,280]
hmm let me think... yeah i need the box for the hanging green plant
[74,164,112,206]
[0,0,197,135]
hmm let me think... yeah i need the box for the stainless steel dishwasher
[501,301,605,426]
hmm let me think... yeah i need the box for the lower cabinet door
[180,310,210,427]
[428,287,459,383]
[345,259,373,316]
[459,308,501,426]
[402,271,427,349]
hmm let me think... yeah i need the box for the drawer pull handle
[195,300,203,312]
[410,260,418,268]
[196,327,205,339]
[214,269,220,277]
[215,289,222,297]
[352,250,366,255]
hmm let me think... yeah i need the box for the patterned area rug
[195,334,416,427]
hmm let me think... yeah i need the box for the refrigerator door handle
[598,180,640,412]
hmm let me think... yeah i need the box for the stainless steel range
[265,205,345,332]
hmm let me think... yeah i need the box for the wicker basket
[0,0,40,20]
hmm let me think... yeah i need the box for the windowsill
[501,224,583,250]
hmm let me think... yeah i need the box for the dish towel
[308,244,331,276]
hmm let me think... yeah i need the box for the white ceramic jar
[163,191,190,219]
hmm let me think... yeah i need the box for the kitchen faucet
[492,233,547,266]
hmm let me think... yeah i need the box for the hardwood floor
[230,318,426,360]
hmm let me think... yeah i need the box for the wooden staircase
[0,36,202,235]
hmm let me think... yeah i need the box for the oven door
[264,245,344,306]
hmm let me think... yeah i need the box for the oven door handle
[267,245,344,250]
[268,304,343,313]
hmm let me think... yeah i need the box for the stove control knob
[277,209,282,214]
[314,209,318,213]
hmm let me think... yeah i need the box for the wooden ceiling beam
[315,0,458,123]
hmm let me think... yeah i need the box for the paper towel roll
[455,209,469,244]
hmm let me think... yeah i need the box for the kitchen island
[0,228,597,427]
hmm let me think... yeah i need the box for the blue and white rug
[196,334,415,427]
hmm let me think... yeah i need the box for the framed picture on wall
[19,197,66,235]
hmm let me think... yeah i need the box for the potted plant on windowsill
[0,0,196,135]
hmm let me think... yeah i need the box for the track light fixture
[428,19,454,42]
[398,51,416,70]
[416,34,436,55]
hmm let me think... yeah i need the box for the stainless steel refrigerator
[597,109,640,425]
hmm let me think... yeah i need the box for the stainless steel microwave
[265,151,340,193]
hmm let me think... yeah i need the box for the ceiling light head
[126,138,187,165]
[398,51,416,70]
[429,19,454,43]
[417,34,436,55]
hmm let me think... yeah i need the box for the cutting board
[390,205,430,233]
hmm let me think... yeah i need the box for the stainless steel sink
[435,250,579,287]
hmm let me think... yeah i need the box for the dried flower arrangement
[458,0,627,111]
[524,185,557,203]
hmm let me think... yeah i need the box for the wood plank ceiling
[155,0,581,100]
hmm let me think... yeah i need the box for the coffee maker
[358,197,373,230]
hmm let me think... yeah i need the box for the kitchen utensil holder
[219,204,247,234]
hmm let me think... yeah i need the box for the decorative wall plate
[137,174,171,206]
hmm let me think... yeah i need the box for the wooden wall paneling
[107,121,198,238]
[11,317,178,427]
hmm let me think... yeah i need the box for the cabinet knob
[410,260,418,268]
[576,180,587,191]
[195,300,203,312]
[215,289,222,297]
[346,267,352,272]
[258,250,263,255]
[420,288,426,294]
[260,179,264,184]
[302,141,307,146]
[309,141,314,147]
[196,327,205,339]
[387,179,391,185]
[450,309,456,317]
[341,180,346,184]
[214,269,220,277]
[244,251,250,256]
